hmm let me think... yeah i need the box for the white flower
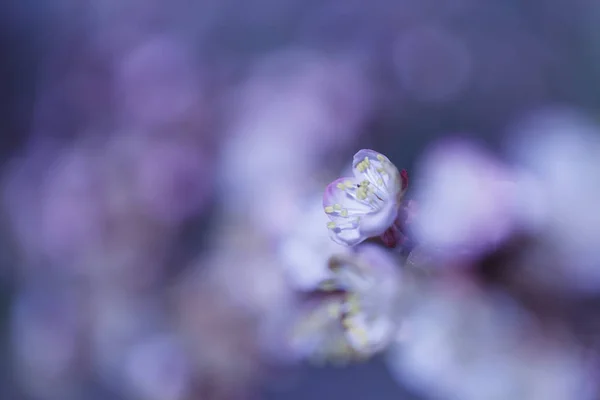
[412,140,517,258]
[279,195,350,290]
[290,244,403,361]
[386,284,594,400]
[509,108,600,292]
[323,149,406,246]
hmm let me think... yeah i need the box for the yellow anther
[352,326,369,348]
[346,295,361,315]
[344,180,354,188]
[319,279,338,291]
[324,206,334,213]
[333,203,342,211]
[327,221,336,229]
[327,303,341,318]
[376,154,385,162]
[358,159,371,172]
[361,180,370,186]
[340,209,348,217]
[377,178,384,186]
[356,189,367,200]
[336,182,345,190]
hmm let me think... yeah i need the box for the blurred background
[1,0,600,399]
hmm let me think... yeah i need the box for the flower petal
[327,227,364,246]
[323,177,377,217]
[343,313,395,355]
[323,178,374,246]
[356,199,399,239]
[352,149,400,198]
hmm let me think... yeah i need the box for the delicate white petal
[323,178,373,246]
[279,196,349,290]
[324,244,403,356]
[328,227,363,246]
[352,149,400,197]
[356,198,399,239]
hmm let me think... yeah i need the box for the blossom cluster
[289,149,413,362]
[286,123,599,400]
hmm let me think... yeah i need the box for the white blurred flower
[413,140,517,258]
[219,51,371,238]
[290,244,403,360]
[387,284,594,400]
[279,195,350,290]
[510,109,600,292]
[323,150,407,246]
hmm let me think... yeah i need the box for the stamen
[319,279,339,291]
[328,303,342,318]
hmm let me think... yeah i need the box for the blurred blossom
[39,144,106,265]
[115,36,205,130]
[3,140,58,263]
[324,150,407,246]
[218,51,371,237]
[413,139,517,260]
[290,244,404,362]
[287,296,359,365]
[387,283,594,400]
[394,25,472,103]
[279,195,350,290]
[175,277,266,396]
[233,50,370,154]
[2,140,108,268]
[5,1,600,400]
[208,244,292,319]
[508,109,600,292]
[202,222,299,364]
[125,135,213,225]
